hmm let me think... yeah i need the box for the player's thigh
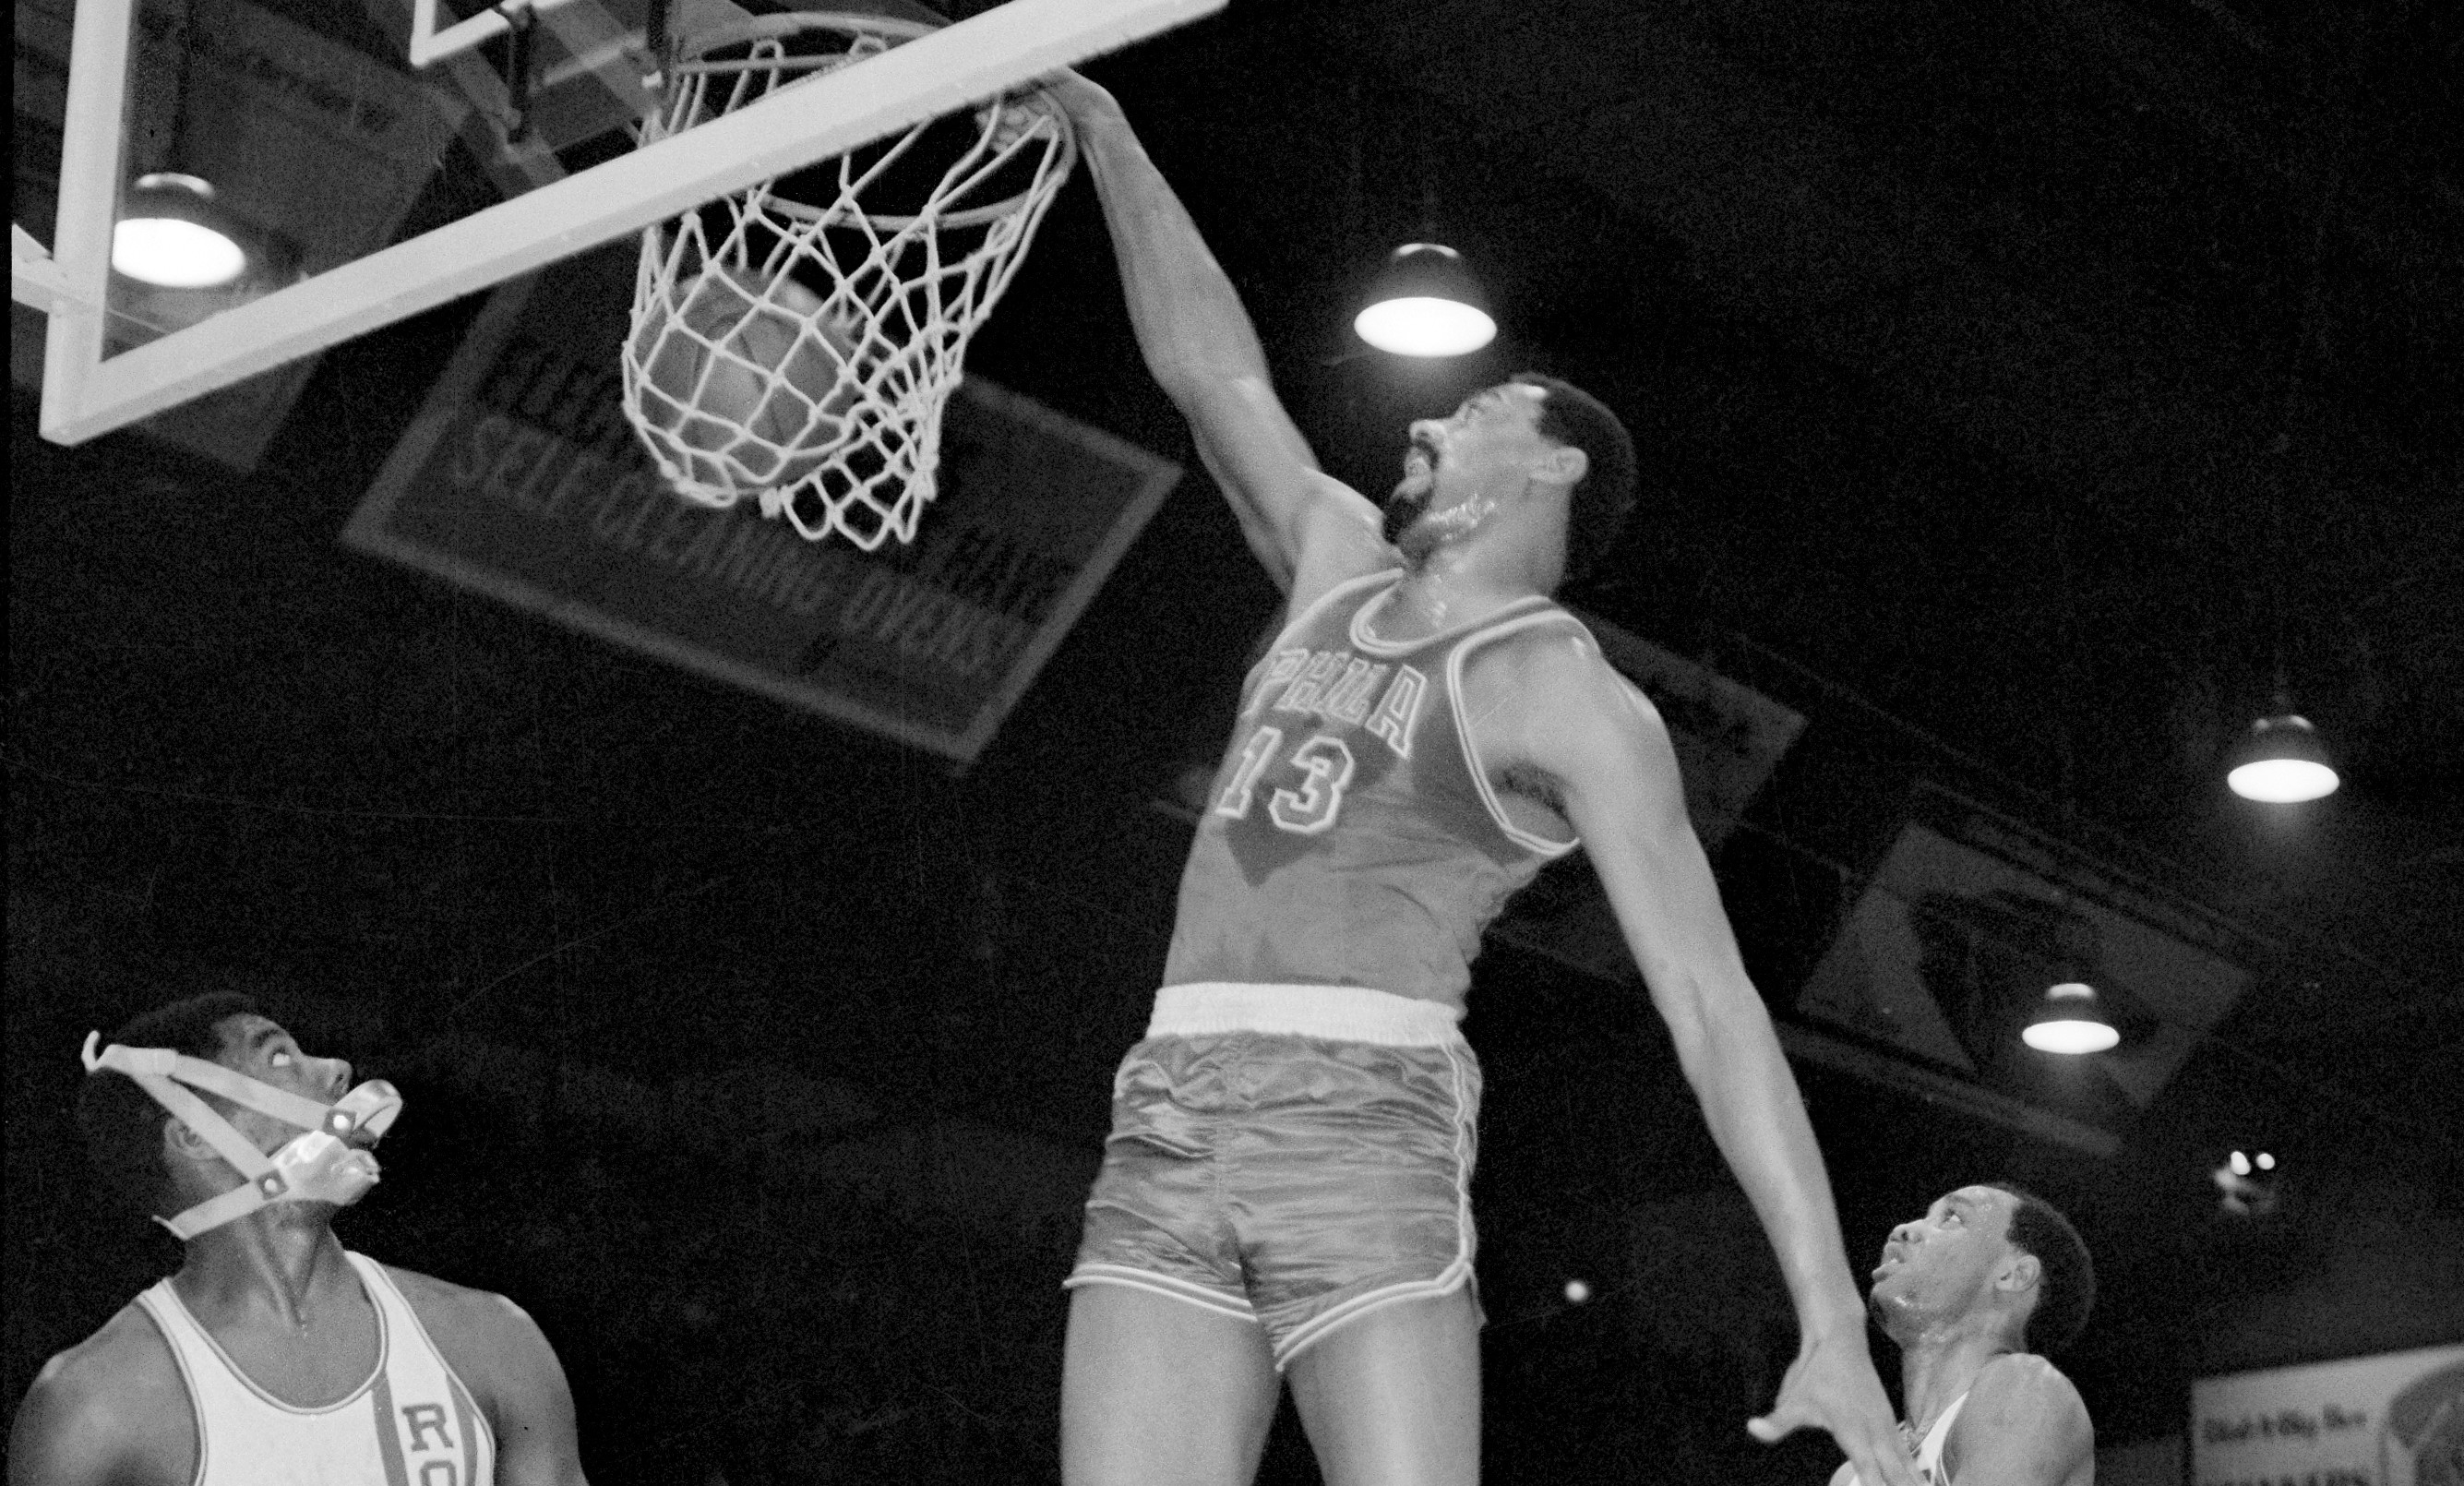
[1285,1288,1481,1486]
[1060,1283,1281,1486]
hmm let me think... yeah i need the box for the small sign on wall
[2192,1345,2462,1486]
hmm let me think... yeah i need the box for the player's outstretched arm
[1046,73,1385,600]
[1489,637,1921,1486]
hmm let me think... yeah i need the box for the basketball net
[620,10,1076,548]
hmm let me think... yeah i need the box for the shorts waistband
[1148,983,1465,1047]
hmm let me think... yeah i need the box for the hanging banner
[2192,1345,2463,1486]
[343,246,1180,766]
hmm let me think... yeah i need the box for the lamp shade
[1353,243,1497,357]
[2022,981,2119,1054]
[2225,713,2339,803]
[113,174,247,288]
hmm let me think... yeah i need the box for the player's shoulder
[1465,613,1658,726]
[377,1261,543,1348]
[1946,1351,2094,1483]
[1970,1349,2087,1416]
[10,1301,192,1485]
[27,1300,185,1405]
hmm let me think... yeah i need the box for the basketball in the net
[636,266,864,485]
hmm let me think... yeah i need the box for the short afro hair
[1513,372,1638,588]
[77,992,260,1221]
[1988,1181,2095,1353]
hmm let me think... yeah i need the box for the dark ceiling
[9,0,2462,1475]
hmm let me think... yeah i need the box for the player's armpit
[1943,1355,2095,1486]
[1495,646,1729,1034]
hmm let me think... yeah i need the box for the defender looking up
[1047,73,1917,1486]
[8,993,589,1486]
[1839,1184,2098,1486]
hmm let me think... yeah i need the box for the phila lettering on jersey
[1161,569,1588,1005]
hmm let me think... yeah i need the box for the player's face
[210,1014,359,1151]
[1868,1185,2016,1320]
[1384,381,1558,551]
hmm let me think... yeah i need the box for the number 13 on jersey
[1215,725,1357,834]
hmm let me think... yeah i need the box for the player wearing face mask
[8,992,591,1486]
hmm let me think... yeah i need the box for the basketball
[635,265,864,486]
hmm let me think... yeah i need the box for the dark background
[9,0,2461,1481]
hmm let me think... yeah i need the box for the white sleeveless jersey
[1912,1390,1970,1484]
[1848,1390,1970,1486]
[133,1251,496,1486]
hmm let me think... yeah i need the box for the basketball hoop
[620,6,1076,548]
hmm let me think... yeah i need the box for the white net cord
[621,17,1076,548]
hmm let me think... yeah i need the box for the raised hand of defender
[1747,1324,1921,1486]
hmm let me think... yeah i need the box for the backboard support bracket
[409,0,587,71]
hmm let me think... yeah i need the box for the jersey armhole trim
[1242,569,1406,711]
[1447,611,1583,857]
[347,1253,502,1462]
[1272,569,1402,657]
[131,1288,210,1486]
[1925,1388,1974,1483]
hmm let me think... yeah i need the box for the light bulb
[2021,1018,2121,1053]
[113,218,246,288]
[1354,296,1497,357]
[2227,757,2339,803]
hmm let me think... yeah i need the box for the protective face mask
[83,1033,403,1240]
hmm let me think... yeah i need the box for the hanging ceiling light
[113,174,248,289]
[2022,981,2119,1054]
[1353,243,1497,357]
[2225,713,2340,803]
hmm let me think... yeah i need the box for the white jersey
[1847,1390,1971,1486]
[133,1251,496,1486]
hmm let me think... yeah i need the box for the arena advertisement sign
[1790,785,2254,1155]
[2192,1346,2463,1486]
[343,246,1179,765]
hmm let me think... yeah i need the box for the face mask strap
[81,1033,353,1240]
[85,1037,340,1132]
[161,1181,283,1240]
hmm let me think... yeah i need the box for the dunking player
[1047,75,1919,1486]
[8,993,589,1486]
[1837,1184,2097,1486]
